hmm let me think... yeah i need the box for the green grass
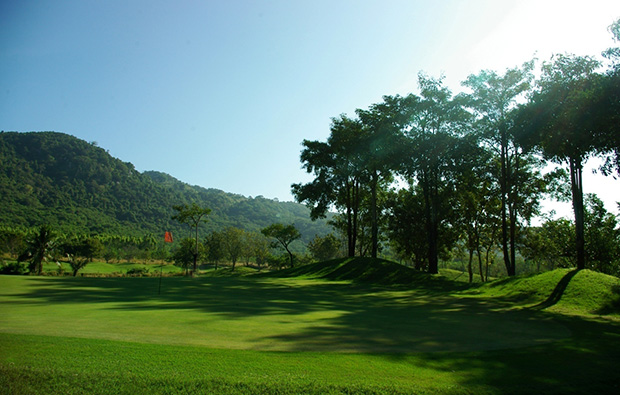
[35,260,186,276]
[464,268,620,317]
[1,259,619,394]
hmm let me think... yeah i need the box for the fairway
[2,267,620,394]
[0,275,567,353]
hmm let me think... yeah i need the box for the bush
[0,261,27,275]
[126,267,149,276]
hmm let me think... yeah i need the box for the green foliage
[521,218,575,270]
[126,267,150,276]
[0,226,27,258]
[171,238,199,275]
[261,223,301,268]
[18,224,58,275]
[307,233,342,262]
[66,253,90,277]
[0,132,331,244]
[0,261,27,275]
[221,227,245,270]
[172,203,211,272]
[584,194,620,276]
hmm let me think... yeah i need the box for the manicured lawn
[1,264,619,394]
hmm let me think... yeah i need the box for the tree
[0,226,26,258]
[222,227,245,271]
[452,135,500,282]
[584,194,620,276]
[172,203,211,274]
[517,54,602,270]
[386,187,430,270]
[66,253,89,277]
[261,223,301,268]
[205,231,225,270]
[462,61,543,276]
[521,218,575,272]
[397,75,468,274]
[598,19,620,176]
[307,233,341,262]
[293,115,366,257]
[18,225,58,275]
[246,231,270,269]
[62,236,103,262]
[356,95,410,258]
[172,237,198,275]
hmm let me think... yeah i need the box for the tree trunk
[477,245,485,282]
[467,248,474,283]
[370,171,378,259]
[352,181,359,257]
[500,130,516,276]
[193,224,199,274]
[424,170,439,274]
[570,157,586,270]
[285,247,294,268]
[345,181,355,257]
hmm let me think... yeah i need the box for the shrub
[127,267,149,276]
[0,261,27,275]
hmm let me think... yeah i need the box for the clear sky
[1,0,619,218]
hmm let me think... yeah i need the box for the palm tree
[18,225,58,275]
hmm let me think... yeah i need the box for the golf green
[0,275,568,353]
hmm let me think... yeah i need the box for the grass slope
[464,268,620,318]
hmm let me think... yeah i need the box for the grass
[29,260,186,276]
[1,258,619,394]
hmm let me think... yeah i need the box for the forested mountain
[0,131,331,242]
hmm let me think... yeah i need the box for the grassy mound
[267,257,416,282]
[261,257,461,290]
[467,268,620,317]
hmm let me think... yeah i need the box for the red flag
[164,231,173,243]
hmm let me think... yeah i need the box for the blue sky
[1,0,619,217]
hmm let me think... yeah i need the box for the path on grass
[0,275,570,353]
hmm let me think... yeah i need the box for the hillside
[0,131,331,242]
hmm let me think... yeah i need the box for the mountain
[0,131,332,242]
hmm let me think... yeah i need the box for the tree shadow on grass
[400,315,620,394]
[6,275,570,354]
[533,269,580,310]
[596,284,620,315]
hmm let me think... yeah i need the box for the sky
[1,0,619,219]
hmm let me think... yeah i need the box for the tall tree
[356,95,410,258]
[452,134,500,282]
[517,54,602,270]
[398,75,467,274]
[599,18,620,176]
[292,115,366,257]
[261,223,301,268]
[172,203,211,274]
[462,61,540,276]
